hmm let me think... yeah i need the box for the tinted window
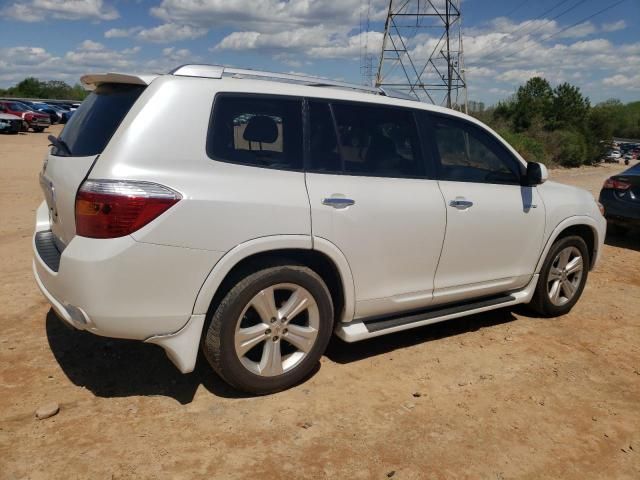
[208,95,302,170]
[55,83,144,157]
[308,101,340,172]
[329,103,424,178]
[9,102,29,112]
[428,115,521,184]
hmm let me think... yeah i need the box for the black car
[599,162,640,235]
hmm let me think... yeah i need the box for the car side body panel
[31,71,607,377]
[536,181,606,269]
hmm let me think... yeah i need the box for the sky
[0,0,638,105]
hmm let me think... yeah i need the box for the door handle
[322,197,355,209]
[449,199,473,209]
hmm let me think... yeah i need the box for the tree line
[472,77,640,167]
[2,75,638,168]
[0,77,88,101]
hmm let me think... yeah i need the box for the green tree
[548,130,588,167]
[10,77,45,97]
[549,83,590,130]
[512,77,553,131]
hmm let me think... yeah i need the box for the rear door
[419,112,546,303]
[305,100,446,319]
[40,83,146,246]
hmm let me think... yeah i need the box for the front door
[422,113,546,304]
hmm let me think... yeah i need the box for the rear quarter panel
[88,75,312,252]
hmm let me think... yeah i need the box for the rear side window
[328,102,424,178]
[56,83,145,157]
[207,95,303,170]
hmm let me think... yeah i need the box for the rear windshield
[54,83,145,157]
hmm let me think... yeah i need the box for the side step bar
[334,275,539,343]
[363,294,516,333]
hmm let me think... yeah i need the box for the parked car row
[0,99,79,134]
[603,149,639,165]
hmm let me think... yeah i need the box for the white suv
[33,65,606,394]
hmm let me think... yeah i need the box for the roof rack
[170,64,418,101]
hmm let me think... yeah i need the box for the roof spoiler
[80,73,158,90]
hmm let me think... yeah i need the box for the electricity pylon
[374,0,468,111]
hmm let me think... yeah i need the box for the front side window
[427,114,522,184]
[326,102,424,178]
[208,95,302,170]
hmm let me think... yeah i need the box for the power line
[475,0,589,64]
[503,0,530,18]
[497,0,630,63]
[539,0,629,43]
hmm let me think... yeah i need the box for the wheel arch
[535,216,600,273]
[192,235,356,325]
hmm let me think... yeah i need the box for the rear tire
[203,264,334,395]
[32,126,45,133]
[529,235,589,317]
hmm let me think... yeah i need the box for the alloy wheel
[234,283,320,377]
[547,246,584,306]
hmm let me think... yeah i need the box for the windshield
[55,83,145,157]
[8,102,29,112]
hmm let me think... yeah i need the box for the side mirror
[525,162,548,186]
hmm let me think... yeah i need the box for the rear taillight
[603,178,631,190]
[75,180,181,239]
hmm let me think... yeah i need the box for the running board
[363,294,515,333]
[334,274,539,343]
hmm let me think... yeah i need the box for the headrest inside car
[243,115,278,144]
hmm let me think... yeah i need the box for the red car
[0,100,50,132]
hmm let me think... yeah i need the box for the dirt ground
[1,126,639,479]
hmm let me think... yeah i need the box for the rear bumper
[29,118,50,127]
[32,201,223,371]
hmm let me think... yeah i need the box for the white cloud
[214,27,383,61]
[602,20,626,33]
[3,0,118,22]
[309,31,384,59]
[79,40,105,51]
[214,25,341,52]
[465,66,496,78]
[497,69,545,83]
[150,0,388,31]
[0,46,54,66]
[136,24,207,43]
[273,53,305,68]
[602,74,640,90]
[0,41,141,86]
[555,21,597,39]
[162,47,193,62]
[104,27,142,38]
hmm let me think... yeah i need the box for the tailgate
[40,81,147,246]
[40,153,97,246]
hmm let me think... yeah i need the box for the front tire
[529,235,589,317]
[203,264,334,394]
